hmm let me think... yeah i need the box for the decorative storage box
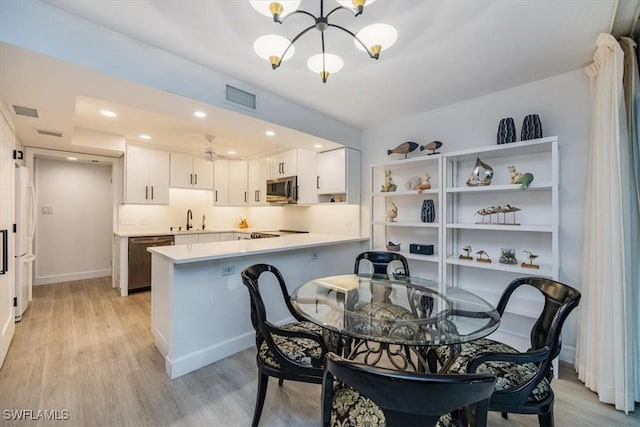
[410,244,434,255]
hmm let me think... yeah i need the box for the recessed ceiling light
[139,134,152,140]
[194,111,207,118]
[265,130,275,136]
[314,144,322,149]
[100,110,117,118]
[227,150,236,155]
[66,156,78,161]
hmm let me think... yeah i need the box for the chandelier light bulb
[254,35,295,67]
[335,0,377,10]
[249,1,300,18]
[354,23,398,57]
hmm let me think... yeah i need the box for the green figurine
[516,172,534,189]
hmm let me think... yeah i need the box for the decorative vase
[466,158,494,186]
[521,114,543,140]
[421,199,436,223]
[497,117,517,144]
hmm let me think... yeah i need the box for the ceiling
[0,0,637,158]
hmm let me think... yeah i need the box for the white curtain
[576,33,640,413]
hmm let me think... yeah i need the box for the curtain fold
[576,33,639,413]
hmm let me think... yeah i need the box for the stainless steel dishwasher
[128,235,174,292]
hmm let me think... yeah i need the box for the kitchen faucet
[202,214,206,230]
[186,209,193,230]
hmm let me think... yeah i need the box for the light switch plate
[41,206,53,214]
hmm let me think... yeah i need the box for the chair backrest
[354,251,410,278]
[323,352,495,427]
[240,264,301,333]
[496,276,581,359]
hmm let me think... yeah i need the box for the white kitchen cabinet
[248,158,269,206]
[213,159,229,206]
[296,149,318,205]
[170,153,213,190]
[197,233,221,243]
[219,232,237,241]
[318,147,360,204]
[174,234,199,245]
[269,149,297,178]
[175,233,220,245]
[228,160,248,206]
[124,145,170,204]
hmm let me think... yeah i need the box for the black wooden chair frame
[322,352,496,426]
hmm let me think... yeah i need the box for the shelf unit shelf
[446,182,552,193]
[445,256,553,277]
[373,221,440,228]
[446,223,553,232]
[372,189,439,197]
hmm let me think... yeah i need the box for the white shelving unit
[370,136,559,319]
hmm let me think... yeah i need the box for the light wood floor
[0,277,637,426]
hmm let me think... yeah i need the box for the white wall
[360,69,590,362]
[35,158,113,285]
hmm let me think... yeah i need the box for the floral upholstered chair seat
[443,338,551,403]
[258,321,324,369]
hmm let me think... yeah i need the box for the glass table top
[291,274,500,347]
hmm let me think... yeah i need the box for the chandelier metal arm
[277,9,317,25]
[327,23,378,59]
[326,5,360,19]
[274,24,317,68]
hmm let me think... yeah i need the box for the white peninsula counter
[148,233,367,379]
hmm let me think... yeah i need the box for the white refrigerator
[15,166,35,321]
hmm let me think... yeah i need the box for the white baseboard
[34,269,111,286]
[165,331,255,379]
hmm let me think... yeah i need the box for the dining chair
[322,352,496,426]
[241,264,330,427]
[441,277,581,427]
[353,251,410,279]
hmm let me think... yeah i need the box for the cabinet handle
[0,229,7,275]
[194,174,198,185]
[255,190,259,202]
[151,186,154,200]
[190,173,193,184]
[317,176,320,189]
[215,190,218,202]
[244,191,247,203]
[281,162,285,175]
[145,186,149,200]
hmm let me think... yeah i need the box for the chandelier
[250,0,398,83]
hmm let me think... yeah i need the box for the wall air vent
[225,84,257,111]
[35,129,63,138]
[13,105,39,118]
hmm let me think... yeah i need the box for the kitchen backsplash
[118,188,360,235]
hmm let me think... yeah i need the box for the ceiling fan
[202,134,223,162]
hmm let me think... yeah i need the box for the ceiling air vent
[12,105,39,118]
[35,128,63,138]
[225,84,257,111]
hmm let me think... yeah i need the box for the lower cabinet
[174,233,222,245]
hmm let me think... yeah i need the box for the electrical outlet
[311,253,319,260]
[41,206,53,215]
[221,265,236,276]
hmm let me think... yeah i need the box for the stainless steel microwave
[266,176,297,204]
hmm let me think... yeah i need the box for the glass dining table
[290,273,500,372]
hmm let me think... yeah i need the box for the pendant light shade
[249,0,300,18]
[254,35,295,68]
[307,53,344,82]
[354,23,398,57]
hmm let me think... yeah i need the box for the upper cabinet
[297,149,318,205]
[213,159,229,206]
[170,153,213,190]
[124,145,170,204]
[317,147,360,204]
[228,160,249,206]
[269,149,298,179]
[248,158,269,206]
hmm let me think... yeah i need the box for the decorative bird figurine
[387,142,419,159]
[516,172,534,189]
[419,140,443,155]
[522,250,540,269]
[415,171,432,193]
[476,250,491,263]
[459,245,472,260]
[386,202,398,222]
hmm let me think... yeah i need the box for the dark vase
[521,114,543,140]
[497,117,517,144]
[421,199,436,223]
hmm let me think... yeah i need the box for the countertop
[147,233,367,264]
[114,228,257,238]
